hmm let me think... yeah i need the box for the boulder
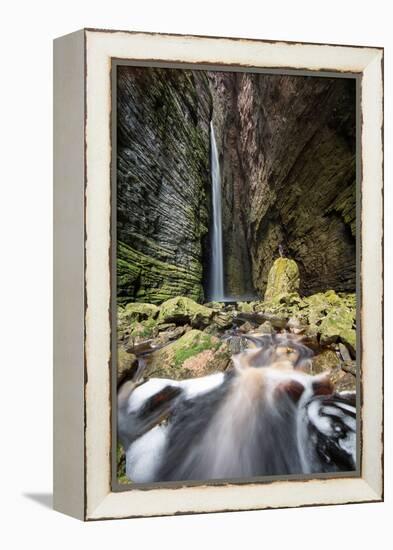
[119,302,159,324]
[258,321,274,334]
[213,310,234,329]
[238,321,255,334]
[157,296,214,328]
[312,349,341,374]
[264,258,300,302]
[117,348,138,384]
[319,305,356,349]
[145,329,222,379]
[236,302,254,313]
[125,319,158,347]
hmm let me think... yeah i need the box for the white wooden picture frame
[53,28,383,521]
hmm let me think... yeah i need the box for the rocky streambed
[116,259,357,480]
[118,290,356,391]
[118,258,356,391]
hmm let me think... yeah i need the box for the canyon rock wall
[117,66,212,304]
[117,67,356,305]
[209,72,356,297]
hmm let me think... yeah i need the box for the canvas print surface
[115,65,357,486]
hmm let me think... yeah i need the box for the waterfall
[210,121,225,301]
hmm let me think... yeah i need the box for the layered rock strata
[117,66,212,304]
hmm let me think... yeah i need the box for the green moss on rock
[146,329,221,379]
[264,258,300,301]
[120,302,159,324]
[118,242,204,305]
[158,296,214,328]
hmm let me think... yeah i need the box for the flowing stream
[209,121,225,301]
[118,331,356,483]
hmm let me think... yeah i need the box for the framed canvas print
[53,29,383,520]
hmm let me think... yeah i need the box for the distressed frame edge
[53,29,86,520]
[82,30,383,521]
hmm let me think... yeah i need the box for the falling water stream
[209,121,225,301]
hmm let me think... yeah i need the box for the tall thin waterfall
[210,121,225,301]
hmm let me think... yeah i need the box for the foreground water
[118,331,356,483]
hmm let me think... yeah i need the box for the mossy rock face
[158,296,214,328]
[117,68,212,305]
[264,258,300,302]
[145,329,222,379]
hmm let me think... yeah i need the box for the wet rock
[125,319,158,346]
[117,349,138,384]
[338,342,352,362]
[213,311,234,329]
[158,296,214,328]
[145,329,221,379]
[264,258,300,301]
[228,336,243,354]
[258,321,274,334]
[202,341,232,372]
[119,302,159,324]
[238,321,255,333]
[156,323,177,332]
[125,339,155,355]
[312,349,341,374]
[312,349,356,392]
[319,305,356,350]
[154,325,190,345]
[204,301,224,310]
[341,360,357,376]
[236,302,254,313]
[330,369,356,392]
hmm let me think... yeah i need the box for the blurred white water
[209,121,225,301]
